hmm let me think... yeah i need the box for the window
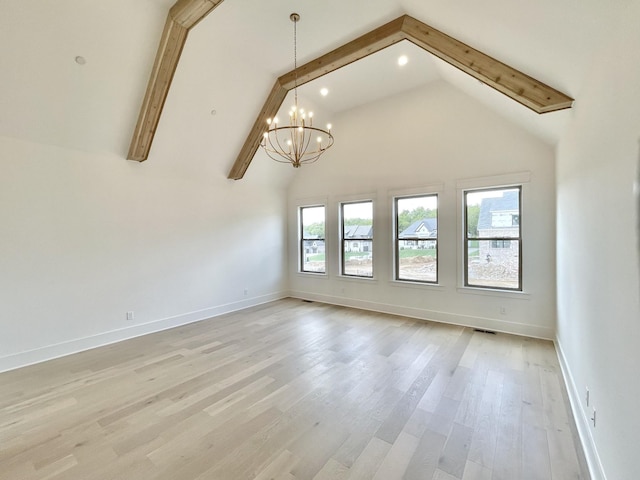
[491,240,511,248]
[464,187,521,290]
[300,205,325,273]
[341,201,373,277]
[395,194,438,283]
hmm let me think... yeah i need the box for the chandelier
[260,13,334,168]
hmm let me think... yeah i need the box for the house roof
[399,218,437,238]
[344,225,373,239]
[477,191,519,230]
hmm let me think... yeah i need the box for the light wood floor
[0,299,589,480]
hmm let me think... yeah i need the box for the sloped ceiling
[0,0,616,181]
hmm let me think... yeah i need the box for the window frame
[299,204,326,274]
[463,185,523,291]
[340,200,374,278]
[394,193,439,284]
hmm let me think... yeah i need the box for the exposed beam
[227,81,289,180]
[228,14,573,180]
[228,17,407,181]
[127,0,224,162]
[278,16,406,90]
[170,0,222,29]
[399,16,573,113]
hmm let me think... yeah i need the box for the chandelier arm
[301,128,313,160]
[264,148,296,164]
[271,127,291,159]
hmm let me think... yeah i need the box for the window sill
[389,280,444,291]
[456,286,530,299]
[296,271,329,280]
[337,275,377,284]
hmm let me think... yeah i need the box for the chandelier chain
[259,12,334,168]
[293,14,298,107]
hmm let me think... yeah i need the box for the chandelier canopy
[260,13,334,168]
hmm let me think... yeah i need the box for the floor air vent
[473,328,497,335]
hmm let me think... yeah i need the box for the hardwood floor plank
[467,370,502,469]
[461,460,492,480]
[345,437,391,480]
[313,458,350,480]
[371,431,419,479]
[522,423,552,480]
[403,428,448,480]
[0,300,589,480]
[438,422,474,478]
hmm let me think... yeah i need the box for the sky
[301,188,516,223]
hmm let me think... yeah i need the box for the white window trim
[336,193,377,280]
[390,183,444,286]
[294,196,328,277]
[456,171,531,294]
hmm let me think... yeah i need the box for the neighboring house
[302,232,325,255]
[343,225,373,253]
[477,191,519,259]
[399,218,437,249]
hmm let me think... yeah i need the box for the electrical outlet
[126,311,134,321]
[500,306,506,315]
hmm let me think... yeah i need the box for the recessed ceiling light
[320,87,329,96]
[75,56,86,65]
[398,55,408,66]
[210,109,217,116]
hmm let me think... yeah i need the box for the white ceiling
[0,0,618,169]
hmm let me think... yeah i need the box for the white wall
[287,81,557,339]
[0,135,289,372]
[556,3,640,479]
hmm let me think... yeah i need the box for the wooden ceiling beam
[127,0,224,162]
[399,16,573,114]
[227,81,289,180]
[228,17,407,181]
[228,14,573,180]
[278,16,406,90]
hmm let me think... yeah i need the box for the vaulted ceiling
[0,0,616,183]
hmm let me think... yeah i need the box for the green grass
[398,248,436,258]
[344,252,371,260]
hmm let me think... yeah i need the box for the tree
[397,207,436,232]
[305,222,325,237]
[466,204,480,236]
[343,218,372,226]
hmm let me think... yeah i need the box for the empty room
[1,1,638,479]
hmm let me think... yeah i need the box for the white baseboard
[555,338,607,480]
[0,292,287,373]
[288,290,555,340]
